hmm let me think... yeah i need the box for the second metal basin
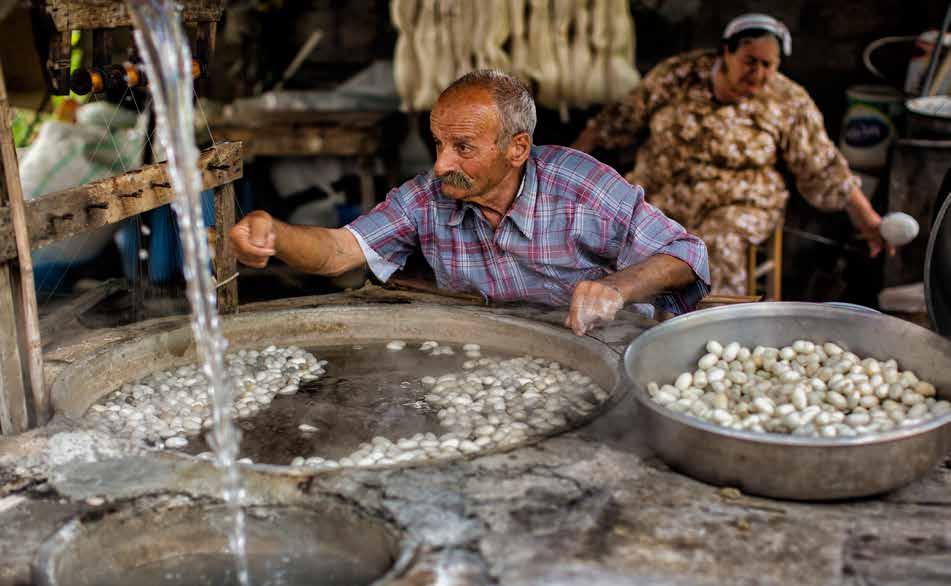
[624,302,951,500]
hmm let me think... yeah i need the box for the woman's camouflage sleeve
[584,53,689,151]
[781,89,859,211]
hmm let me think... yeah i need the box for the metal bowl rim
[624,301,951,447]
[925,192,951,334]
[51,303,626,470]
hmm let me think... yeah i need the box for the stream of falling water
[126,2,250,584]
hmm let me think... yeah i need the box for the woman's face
[721,36,781,99]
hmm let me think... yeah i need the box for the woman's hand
[845,189,894,258]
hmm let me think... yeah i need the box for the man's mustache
[437,170,473,190]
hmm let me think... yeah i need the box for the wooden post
[0,62,47,430]
[92,29,113,67]
[213,182,237,314]
[769,222,783,301]
[358,156,375,212]
[0,267,29,433]
[746,242,757,297]
[194,21,216,98]
[47,29,73,95]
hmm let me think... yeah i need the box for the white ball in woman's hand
[879,212,919,246]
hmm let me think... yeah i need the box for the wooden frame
[0,127,243,434]
[39,1,225,94]
[43,0,224,31]
[0,70,43,433]
[4,140,243,258]
[210,110,391,212]
[0,130,243,433]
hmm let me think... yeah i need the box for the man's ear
[507,132,532,167]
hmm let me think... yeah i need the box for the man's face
[722,36,780,99]
[430,88,513,202]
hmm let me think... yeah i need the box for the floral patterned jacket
[586,50,858,229]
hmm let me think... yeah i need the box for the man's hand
[230,210,277,268]
[566,280,625,336]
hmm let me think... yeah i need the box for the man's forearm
[273,222,366,276]
[598,254,696,304]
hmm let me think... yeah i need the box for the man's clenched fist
[229,210,277,268]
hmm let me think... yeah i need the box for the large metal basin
[52,304,620,419]
[624,302,951,500]
[50,304,623,465]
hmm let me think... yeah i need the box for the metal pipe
[783,227,864,254]
[922,2,951,97]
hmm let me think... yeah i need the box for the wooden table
[209,109,394,212]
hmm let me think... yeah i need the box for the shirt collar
[446,200,467,226]
[504,155,537,239]
[444,152,537,238]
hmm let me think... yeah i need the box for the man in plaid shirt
[231,70,710,335]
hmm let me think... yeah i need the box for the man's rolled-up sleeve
[615,186,711,314]
[346,185,421,282]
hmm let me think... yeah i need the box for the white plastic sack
[19,102,148,267]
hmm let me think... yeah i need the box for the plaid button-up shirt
[347,145,710,314]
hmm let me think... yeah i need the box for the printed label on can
[843,104,893,148]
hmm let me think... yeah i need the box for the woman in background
[573,13,889,295]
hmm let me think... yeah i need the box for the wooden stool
[746,222,783,300]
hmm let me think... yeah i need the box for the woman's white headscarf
[722,13,792,56]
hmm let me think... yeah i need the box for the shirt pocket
[518,213,608,288]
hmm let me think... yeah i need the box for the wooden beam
[212,125,381,158]
[770,222,783,301]
[698,295,762,306]
[6,141,242,259]
[0,64,46,429]
[357,156,376,211]
[47,29,72,97]
[212,110,390,127]
[193,20,217,96]
[194,20,217,65]
[44,0,224,32]
[213,182,237,314]
[92,28,113,66]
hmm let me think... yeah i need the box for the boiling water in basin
[186,342,480,463]
[82,342,611,468]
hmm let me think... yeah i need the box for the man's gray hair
[440,69,537,146]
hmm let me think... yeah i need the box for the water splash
[125,2,250,584]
